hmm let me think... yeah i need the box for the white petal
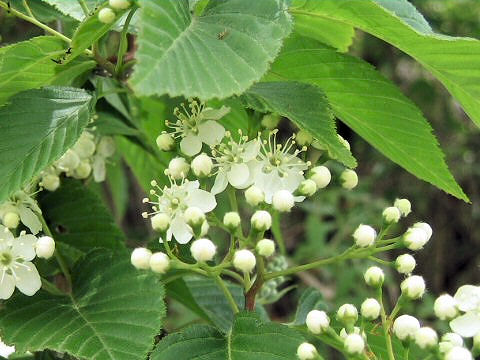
[282,170,305,193]
[186,189,217,213]
[198,120,225,146]
[211,172,228,195]
[242,140,261,161]
[13,234,37,261]
[18,205,42,235]
[170,216,193,244]
[180,134,202,156]
[93,155,106,182]
[0,273,15,299]
[450,312,480,337]
[227,163,250,188]
[201,106,230,120]
[0,226,14,245]
[14,262,41,296]
[454,285,480,312]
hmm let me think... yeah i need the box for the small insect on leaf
[217,28,230,40]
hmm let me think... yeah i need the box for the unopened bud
[392,315,420,341]
[156,133,175,151]
[245,186,264,207]
[434,294,458,320]
[131,248,152,270]
[440,333,463,354]
[413,222,432,241]
[445,347,473,360]
[149,252,170,274]
[382,206,401,224]
[415,327,438,349]
[310,166,331,189]
[401,275,425,299]
[394,198,411,216]
[272,190,294,212]
[296,130,313,146]
[395,254,416,274]
[223,211,241,230]
[168,157,190,180]
[251,210,271,232]
[364,266,384,287]
[35,236,55,259]
[73,160,92,179]
[256,239,275,257]
[2,212,19,229]
[41,174,60,191]
[191,153,213,177]
[403,227,428,250]
[98,7,116,24]
[261,114,281,130]
[344,334,365,355]
[184,207,205,228]
[109,0,130,10]
[306,310,329,334]
[296,343,317,360]
[151,213,171,232]
[353,224,376,247]
[190,238,216,262]
[361,298,381,320]
[340,169,358,190]
[233,249,256,273]
[298,179,317,197]
[337,304,358,325]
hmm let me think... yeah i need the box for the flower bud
[445,347,473,360]
[340,169,358,190]
[306,310,329,334]
[382,206,401,224]
[73,132,96,158]
[413,222,432,241]
[156,133,175,151]
[109,0,130,10]
[184,207,206,228]
[403,227,428,250]
[414,327,438,349]
[191,153,213,177]
[149,252,170,274]
[392,315,420,341]
[361,298,381,320]
[190,238,216,262]
[296,342,317,360]
[339,327,365,339]
[364,266,384,287]
[57,149,80,172]
[440,333,464,354]
[310,166,331,189]
[251,210,271,232]
[394,198,411,216]
[401,275,425,299]
[223,212,241,230]
[131,248,152,270]
[245,186,264,207]
[256,239,275,257]
[297,179,317,197]
[73,160,92,179]
[98,7,116,24]
[97,137,115,157]
[233,249,256,273]
[296,130,313,146]
[35,236,55,259]
[272,190,294,212]
[2,212,19,229]
[168,157,190,180]
[434,294,458,320]
[353,224,376,247]
[344,334,365,355]
[41,173,60,191]
[261,114,281,130]
[395,254,416,274]
[337,304,358,325]
[151,213,170,232]
[200,220,210,237]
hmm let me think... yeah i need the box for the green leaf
[266,36,468,201]
[42,0,101,21]
[93,111,139,136]
[0,249,165,360]
[290,0,480,128]
[292,288,328,326]
[39,179,126,254]
[0,87,94,202]
[243,81,356,168]
[152,312,304,359]
[0,36,66,106]
[130,0,292,100]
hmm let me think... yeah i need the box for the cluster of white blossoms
[0,225,55,300]
[0,190,43,234]
[39,132,115,192]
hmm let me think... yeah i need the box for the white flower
[73,160,92,179]
[40,173,60,192]
[445,347,473,360]
[309,166,331,189]
[449,285,480,338]
[168,157,190,180]
[337,304,358,324]
[223,212,240,230]
[245,185,265,207]
[252,131,309,203]
[256,239,275,257]
[146,179,216,244]
[0,191,42,235]
[414,327,438,349]
[340,169,358,190]
[272,190,295,212]
[211,132,260,194]
[434,294,458,320]
[394,198,411,216]
[191,153,213,177]
[364,266,384,287]
[395,254,416,274]
[98,7,116,24]
[0,337,14,358]
[56,149,80,173]
[344,333,365,355]
[233,249,256,273]
[382,206,401,224]
[361,298,381,320]
[296,342,317,360]
[353,224,376,247]
[149,252,170,274]
[450,311,480,338]
[251,210,272,232]
[306,310,329,334]
[401,275,425,299]
[35,236,55,259]
[392,315,420,341]
[156,132,175,151]
[72,132,96,159]
[190,238,216,262]
[109,0,130,10]
[131,248,152,270]
[403,227,428,250]
[166,101,229,156]
[0,226,41,299]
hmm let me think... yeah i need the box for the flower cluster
[39,131,115,192]
[0,190,42,234]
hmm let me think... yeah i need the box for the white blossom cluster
[39,131,115,192]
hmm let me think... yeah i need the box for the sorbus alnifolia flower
[168,157,190,180]
[98,7,116,24]
[340,169,358,190]
[190,239,216,262]
[413,222,432,241]
[245,186,265,207]
[251,210,272,232]
[414,327,438,349]
[131,248,152,270]
[256,239,275,257]
[109,0,130,10]
[223,212,241,230]
[149,252,170,274]
[382,206,401,224]
[364,266,384,287]
[337,304,358,325]
[40,173,60,191]
[35,236,55,259]
[184,207,205,228]
[309,166,331,189]
[233,249,256,273]
[403,227,428,250]
[272,190,294,212]
[394,198,411,216]
[344,334,365,355]
[353,224,376,247]
[306,310,330,334]
[296,343,317,360]
[392,315,420,341]
[191,153,213,177]
[156,133,175,151]
[395,254,416,274]
[401,275,426,299]
[434,294,458,320]
[361,298,381,320]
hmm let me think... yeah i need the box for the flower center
[0,251,12,266]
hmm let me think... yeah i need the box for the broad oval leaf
[290,0,480,128]
[265,36,467,201]
[0,249,165,360]
[42,0,101,21]
[152,312,304,360]
[129,0,292,100]
[0,87,94,202]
